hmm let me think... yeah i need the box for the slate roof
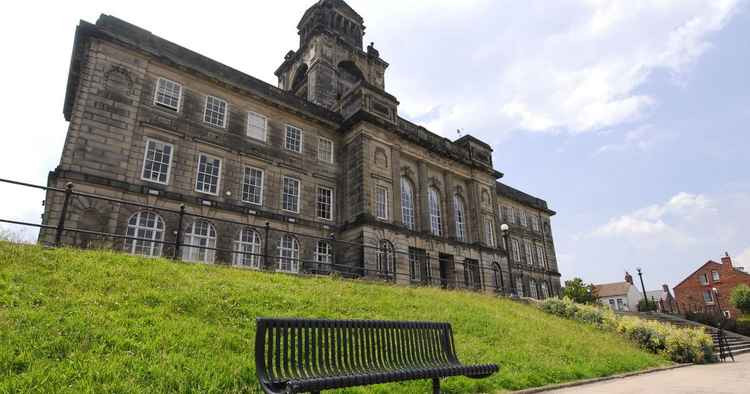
[496,182,554,214]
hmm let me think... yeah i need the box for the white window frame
[284,124,303,153]
[140,138,174,185]
[194,153,222,196]
[246,111,268,142]
[454,195,466,242]
[712,270,720,282]
[520,210,527,227]
[277,235,300,273]
[317,137,334,163]
[428,187,442,237]
[233,227,262,269]
[281,176,301,214]
[484,217,496,247]
[316,185,334,221]
[699,273,709,285]
[153,77,182,111]
[241,166,264,206]
[203,95,228,128]
[512,239,521,262]
[524,240,534,265]
[536,245,546,268]
[703,290,714,304]
[529,279,538,299]
[124,211,165,257]
[314,240,333,272]
[375,186,389,220]
[401,177,416,230]
[182,220,217,263]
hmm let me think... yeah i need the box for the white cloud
[735,247,750,268]
[595,124,677,155]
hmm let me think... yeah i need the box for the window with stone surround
[484,216,496,247]
[428,187,443,237]
[182,220,217,263]
[511,239,521,262]
[124,211,165,257]
[154,77,182,111]
[195,153,221,195]
[241,167,264,205]
[246,111,267,141]
[409,247,430,285]
[233,227,261,269]
[529,279,538,299]
[501,205,509,222]
[536,244,546,268]
[454,195,467,241]
[277,235,300,273]
[541,282,549,298]
[141,139,173,184]
[318,137,334,163]
[513,207,520,225]
[203,95,227,128]
[401,177,416,230]
[282,177,301,213]
[316,186,333,220]
[520,210,527,227]
[515,280,524,297]
[377,240,395,280]
[530,215,539,232]
[524,240,534,265]
[314,240,332,274]
[375,186,388,220]
[285,125,303,153]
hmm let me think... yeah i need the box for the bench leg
[432,378,440,394]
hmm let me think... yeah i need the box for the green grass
[0,242,669,393]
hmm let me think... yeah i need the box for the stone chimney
[625,271,634,285]
[721,252,732,267]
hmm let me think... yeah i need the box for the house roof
[645,290,667,302]
[496,182,555,215]
[594,282,635,298]
[672,260,750,289]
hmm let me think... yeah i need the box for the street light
[636,267,649,311]
[712,287,724,321]
[501,223,513,296]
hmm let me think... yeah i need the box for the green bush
[637,299,657,312]
[730,284,750,314]
[538,298,715,364]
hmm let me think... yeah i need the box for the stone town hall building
[41,0,561,297]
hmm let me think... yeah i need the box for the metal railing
[0,177,560,298]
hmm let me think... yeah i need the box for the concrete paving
[546,353,750,394]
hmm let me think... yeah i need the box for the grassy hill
[0,243,669,393]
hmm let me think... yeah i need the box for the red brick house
[674,253,750,318]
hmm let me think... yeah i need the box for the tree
[562,278,598,304]
[730,284,750,315]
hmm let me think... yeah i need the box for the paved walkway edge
[511,363,693,393]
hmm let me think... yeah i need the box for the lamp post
[636,267,649,311]
[501,223,513,296]
[712,287,725,322]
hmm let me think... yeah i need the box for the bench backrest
[255,318,460,383]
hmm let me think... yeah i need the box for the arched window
[464,259,480,291]
[125,211,165,257]
[454,195,466,241]
[376,240,395,280]
[541,281,549,299]
[277,235,300,273]
[492,262,503,293]
[529,279,539,299]
[428,187,442,236]
[182,221,216,263]
[233,227,261,269]
[314,240,332,274]
[400,177,415,230]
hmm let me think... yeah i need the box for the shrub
[561,278,598,304]
[538,298,715,364]
[637,299,657,312]
[730,284,750,315]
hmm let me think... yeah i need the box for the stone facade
[41,0,561,297]
[674,253,750,318]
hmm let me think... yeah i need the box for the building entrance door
[439,253,455,289]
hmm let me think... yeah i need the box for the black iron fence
[0,177,559,298]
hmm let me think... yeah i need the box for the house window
[616,298,624,311]
[282,177,301,213]
[484,217,496,247]
[712,271,720,282]
[541,282,549,299]
[400,177,416,230]
[724,310,731,319]
[515,280,524,297]
[609,299,616,310]
[241,167,264,205]
[492,263,503,293]
[454,195,466,241]
[318,137,334,163]
[536,245,546,268]
[203,95,227,128]
[377,240,395,280]
[285,125,302,153]
[233,227,261,269]
[316,186,333,220]
[513,207,520,225]
[520,210,527,227]
[501,205,509,222]
[511,239,521,262]
[409,247,430,285]
[530,216,539,232]
[375,186,388,220]
[195,153,221,195]
[246,111,267,141]
[428,187,442,236]
[464,259,480,290]
[314,241,332,274]
[182,221,217,263]
[524,241,534,265]
[699,273,709,285]
[703,290,714,304]
[153,77,182,111]
[141,139,173,184]
[277,235,300,273]
[124,211,165,257]
[529,279,538,299]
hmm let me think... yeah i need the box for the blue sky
[1,0,748,292]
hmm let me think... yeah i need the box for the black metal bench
[255,318,498,393]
